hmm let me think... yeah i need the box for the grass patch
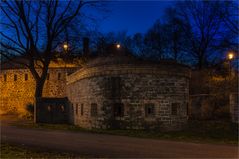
[14,120,238,145]
[0,143,78,159]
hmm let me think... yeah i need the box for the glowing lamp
[228,52,234,60]
[63,43,68,51]
[116,44,121,49]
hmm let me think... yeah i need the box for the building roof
[0,57,82,70]
[85,50,189,69]
[0,57,28,70]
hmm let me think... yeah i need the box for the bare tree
[162,7,190,63]
[177,1,238,69]
[131,33,146,57]
[0,0,102,98]
[94,31,133,55]
[220,1,239,35]
[144,20,167,60]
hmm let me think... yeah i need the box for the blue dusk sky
[92,1,174,35]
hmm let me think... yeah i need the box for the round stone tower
[67,50,190,131]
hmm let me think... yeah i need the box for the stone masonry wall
[230,93,238,123]
[0,68,70,115]
[67,64,190,131]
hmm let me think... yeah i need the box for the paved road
[1,122,238,158]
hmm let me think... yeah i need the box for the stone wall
[67,64,190,131]
[230,93,238,123]
[0,68,74,116]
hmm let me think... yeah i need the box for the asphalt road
[1,122,238,158]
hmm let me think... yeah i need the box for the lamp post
[227,52,234,77]
[227,51,235,98]
[63,43,69,52]
[63,42,69,78]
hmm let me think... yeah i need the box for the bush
[25,103,34,119]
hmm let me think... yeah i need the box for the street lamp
[116,44,121,49]
[62,42,69,78]
[63,43,69,52]
[227,51,235,92]
[228,52,234,60]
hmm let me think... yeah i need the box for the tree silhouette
[176,1,238,69]
[0,1,102,98]
[144,20,167,60]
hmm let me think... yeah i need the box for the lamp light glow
[63,43,68,51]
[228,52,234,60]
[116,44,121,49]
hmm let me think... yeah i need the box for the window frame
[145,103,155,117]
[14,74,17,81]
[25,73,28,81]
[91,103,98,117]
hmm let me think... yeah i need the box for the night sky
[95,1,173,35]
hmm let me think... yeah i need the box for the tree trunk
[35,80,45,98]
[34,78,46,123]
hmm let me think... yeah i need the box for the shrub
[25,103,34,119]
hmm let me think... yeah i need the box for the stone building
[0,45,191,131]
[230,93,238,123]
[0,58,79,115]
[67,49,190,131]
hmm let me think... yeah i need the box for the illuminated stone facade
[0,59,79,115]
[67,54,190,131]
[0,54,190,131]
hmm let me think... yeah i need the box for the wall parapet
[67,64,190,85]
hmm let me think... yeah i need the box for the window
[91,103,98,117]
[4,74,7,82]
[114,103,124,117]
[14,74,17,81]
[58,73,61,80]
[47,73,50,80]
[25,74,28,81]
[81,104,84,116]
[145,104,155,117]
[75,104,78,115]
[171,103,179,115]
